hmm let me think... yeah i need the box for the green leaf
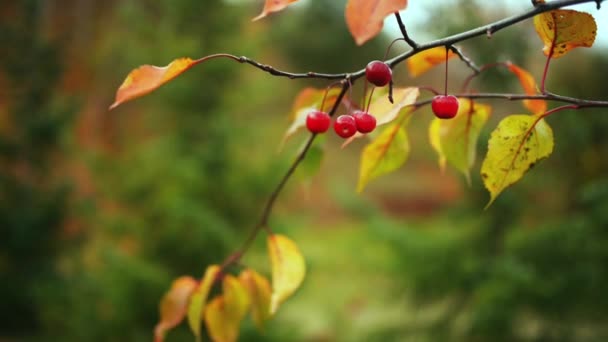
[187,264,220,338]
[268,234,306,314]
[204,275,251,342]
[357,116,410,192]
[481,115,554,206]
[295,136,325,182]
[429,99,491,183]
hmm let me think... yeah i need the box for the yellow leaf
[187,264,220,337]
[430,99,491,183]
[407,47,456,77]
[239,269,272,331]
[253,0,300,21]
[268,234,306,314]
[204,275,251,342]
[428,118,447,172]
[110,58,200,110]
[358,117,410,192]
[345,0,409,46]
[370,87,419,126]
[154,276,198,342]
[533,9,596,58]
[481,115,554,206]
[283,87,341,143]
[504,62,546,115]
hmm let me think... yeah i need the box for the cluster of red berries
[305,110,376,138]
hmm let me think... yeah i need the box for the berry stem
[444,45,449,95]
[361,79,369,109]
[383,38,406,60]
[366,87,376,113]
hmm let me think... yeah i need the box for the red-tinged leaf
[253,0,300,21]
[481,115,554,207]
[345,0,408,46]
[342,87,418,148]
[110,58,201,110]
[268,234,306,314]
[205,275,251,342]
[358,115,411,192]
[154,276,198,342]
[283,87,341,143]
[428,99,491,183]
[239,269,272,331]
[407,47,456,77]
[504,62,546,115]
[187,264,221,337]
[533,9,596,58]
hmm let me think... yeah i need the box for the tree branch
[449,45,481,74]
[219,81,350,270]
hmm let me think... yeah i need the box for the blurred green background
[2,0,608,341]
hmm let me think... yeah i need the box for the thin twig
[394,12,418,48]
[449,45,481,74]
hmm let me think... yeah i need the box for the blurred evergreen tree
[0,0,73,337]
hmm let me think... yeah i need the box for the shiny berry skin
[333,115,357,138]
[431,95,459,119]
[365,61,392,87]
[353,111,377,133]
[305,110,331,133]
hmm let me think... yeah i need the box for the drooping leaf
[370,87,419,126]
[342,87,418,147]
[253,0,300,21]
[187,264,221,337]
[428,118,447,172]
[429,99,491,183]
[268,234,306,314]
[283,87,342,143]
[504,62,546,115]
[154,276,198,342]
[345,0,409,46]
[204,275,251,342]
[110,58,201,110]
[358,116,411,192]
[533,9,596,58]
[407,47,456,77]
[239,269,272,331]
[481,115,554,206]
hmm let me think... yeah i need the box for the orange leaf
[253,0,300,21]
[345,0,408,46]
[110,58,200,110]
[504,62,546,115]
[407,47,456,77]
[154,276,198,342]
[533,9,596,58]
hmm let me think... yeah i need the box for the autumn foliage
[109,1,605,341]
